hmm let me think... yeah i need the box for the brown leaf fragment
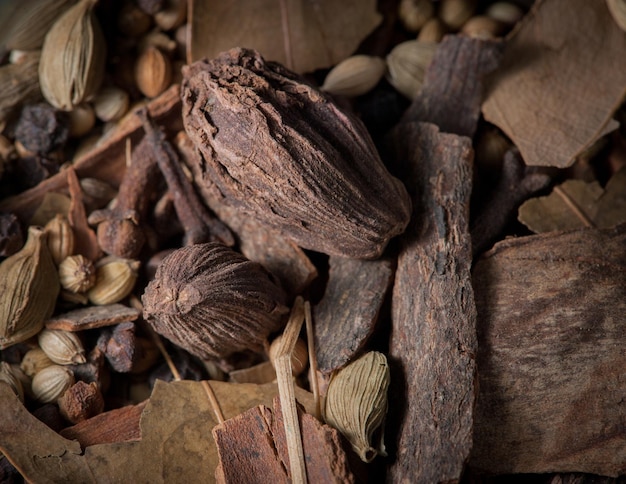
[60,400,147,447]
[403,35,503,138]
[2,380,315,483]
[45,303,141,331]
[387,122,477,483]
[0,384,94,481]
[482,0,626,168]
[191,0,381,74]
[519,167,626,233]
[313,256,394,374]
[471,225,626,477]
[176,132,317,297]
[0,84,182,222]
[213,398,354,483]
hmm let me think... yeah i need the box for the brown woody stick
[387,121,476,483]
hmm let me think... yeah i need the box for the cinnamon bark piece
[45,304,140,331]
[60,401,147,448]
[471,225,626,477]
[313,256,394,374]
[403,35,503,138]
[387,121,476,483]
[213,397,354,483]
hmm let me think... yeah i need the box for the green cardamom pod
[39,0,105,110]
[0,226,60,349]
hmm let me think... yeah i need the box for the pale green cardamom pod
[39,0,105,110]
[324,351,390,462]
[0,226,60,349]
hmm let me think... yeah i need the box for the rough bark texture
[213,398,354,483]
[314,256,394,373]
[471,225,626,477]
[387,121,476,483]
[45,304,140,331]
[403,35,503,138]
[59,400,146,447]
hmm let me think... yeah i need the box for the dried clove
[88,137,161,259]
[138,109,234,247]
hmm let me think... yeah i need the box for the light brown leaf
[0,380,315,483]
[518,167,626,233]
[191,0,382,73]
[482,0,626,168]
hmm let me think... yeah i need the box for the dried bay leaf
[519,167,626,233]
[0,380,315,482]
[191,0,382,74]
[482,0,626,168]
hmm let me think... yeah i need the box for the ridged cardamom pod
[38,328,86,365]
[324,351,390,462]
[0,226,60,349]
[39,0,106,110]
[182,48,411,259]
[142,242,289,360]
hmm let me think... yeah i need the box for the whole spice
[38,328,87,365]
[45,214,75,265]
[398,0,435,32]
[68,104,96,138]
[461,16,504,39]
[182,48,411,259]
[20,348,54,377]
[135,46,172,98]
[439,0,477,30]
[14,103,70,155]
[386,40,437,100]
[321,55,386,97]
[324,351,389,462]
[0,226,60,349]
[39,0,106,110]
[138,110,235,247]
[87,257,140,305]
[88,137,159,259]
[417,18,448,43]
[142,242,289,360]
[58,381,104,423]
[58,254,96,293]
[31,364,74,403]
[93,86,130,122]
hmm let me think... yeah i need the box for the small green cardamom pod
[38,0,106,110]
[0,226,60,349]
[324,351,390,462]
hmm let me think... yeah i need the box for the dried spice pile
[1,0,626,482]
